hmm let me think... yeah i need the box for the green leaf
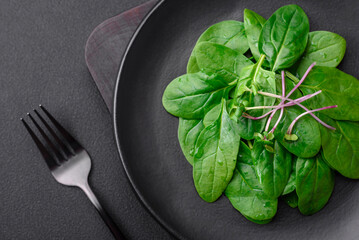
[178,118,204,165]
[244,215,272,224]
[265,132,274,141]
[203,103,222,127]
[193,99,241,202]
[320,115,359,179]
[187,55,201,74]
[243,9,266,61]
[225,142,277,222]
[281,191,298,208]
[264,144,274,153]
[296,153,335,215]
[270,106,321,158]
[231,55,275,101]
[297,31,346,75]
[252,140,292,198]
[258,4,309,71]
[284,134,298,141]
[195,42,252,76]
[187,20,249,73]
[282,157,297,195]
[162,71,235,119]
[299,66,359,121]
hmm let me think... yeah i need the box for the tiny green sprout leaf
[256,137,273,145]
[264,131,274,140]
[263,140,274,145]
[254,132,264,140]
[285,134,298,141]
[265,145,275,153]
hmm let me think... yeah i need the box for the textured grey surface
[0,0,172,239]
[85,0,157,112]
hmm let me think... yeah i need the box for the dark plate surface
[114,0,359,239]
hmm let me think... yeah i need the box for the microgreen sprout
[265,145,275,153]
[267,70,286,134]
[242,62,337,140]
[287,105,338,134]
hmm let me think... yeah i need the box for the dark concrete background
[0,0,172,239]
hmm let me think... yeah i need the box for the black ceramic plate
[114,0,359,239]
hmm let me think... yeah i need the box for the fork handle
[80,182,126,240]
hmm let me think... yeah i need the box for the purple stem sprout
[243,90,322,119]
[242,111,273,120]
[257,91,336,130]
[241,62,337,137]
[285,62,317,98]
[287,105,338,134]
[268,71,286,133]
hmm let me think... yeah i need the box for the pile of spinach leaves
[162,4,358,223]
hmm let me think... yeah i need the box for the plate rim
[112,0,184,239]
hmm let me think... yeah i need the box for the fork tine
[27,113,65,163]
[34,109,72,158]
[39,105,82,153]
[21,118,58,170]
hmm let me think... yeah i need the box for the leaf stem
[247,140,253,149]
[252,55,266,91]
[257,54,266,69]
[285,71,300,83]
[242,111,273,120]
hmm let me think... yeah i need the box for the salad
[162,4,358,223]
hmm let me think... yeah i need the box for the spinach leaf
[296,31,346,76]
[193,99,241,202]
[187,56,201,74]
[282,157,297,195]
[195,42,252,77]
[282,191,298,208]
[178,118,204,165]
[270,106,321,158]
[187,20,249,74]
[225,142,277,222]
[231,56,276,140]
[296,153,335,215]
[299,66,359,121]
[243,9,266,61]
[258,5,309,71]
[252,140,292,198]
[162,71,236,119]
[203,103,223,127]
[320,115,359,179]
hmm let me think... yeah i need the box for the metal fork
[21,105,125,240]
